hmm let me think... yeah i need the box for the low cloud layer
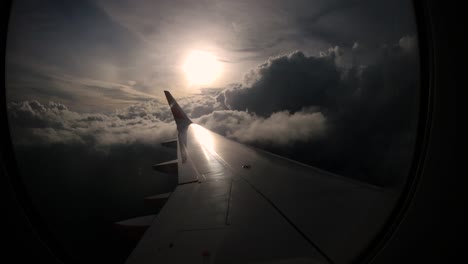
[196,110,326,146]
[8,100,176,146]
[8,99,325,148]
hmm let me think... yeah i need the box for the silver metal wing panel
[126,124,331,264]
[126,123,397,264]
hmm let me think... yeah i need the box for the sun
[183,50,222,85]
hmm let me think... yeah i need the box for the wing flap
[152,160,178,174]
[126,170,330,264]
[125,180,232,264]
[160,139,177,149]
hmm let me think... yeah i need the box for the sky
[6,0,419,263]
[6,0,416,111]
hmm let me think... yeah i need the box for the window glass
[6,0,420,262]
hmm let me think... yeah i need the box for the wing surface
[125,91,397,264]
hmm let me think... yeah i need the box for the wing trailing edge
[144,192,172,209]
[114,215,157,242]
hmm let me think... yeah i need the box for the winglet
[164,91,192,131]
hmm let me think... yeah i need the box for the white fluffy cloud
[8,100,176,147]
[196,110,326,145]
[8,98,325,148]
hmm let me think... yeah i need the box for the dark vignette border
[0,1,73,263]
[353,1,435,263]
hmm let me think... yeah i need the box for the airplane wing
[123,91,398,264]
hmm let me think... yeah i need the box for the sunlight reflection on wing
[192,124,215,154]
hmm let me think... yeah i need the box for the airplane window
[5,0,420,263]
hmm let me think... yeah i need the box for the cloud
[8,100,176,147]
[218,50,342,116]
[217,36,418,116]
[214,36,419,186]
[195,109,326,146]
[294,0,417,49]
[176,94,224,119]
[6,55,160,113]
[8,98,324,149]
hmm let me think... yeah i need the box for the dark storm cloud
[218,48,343,116]
[214,36,419,186]
[218,36,417,116]
[212,0,416,57]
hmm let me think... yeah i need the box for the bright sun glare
[183,50,222,85]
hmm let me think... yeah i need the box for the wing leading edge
[125,91,397,264]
